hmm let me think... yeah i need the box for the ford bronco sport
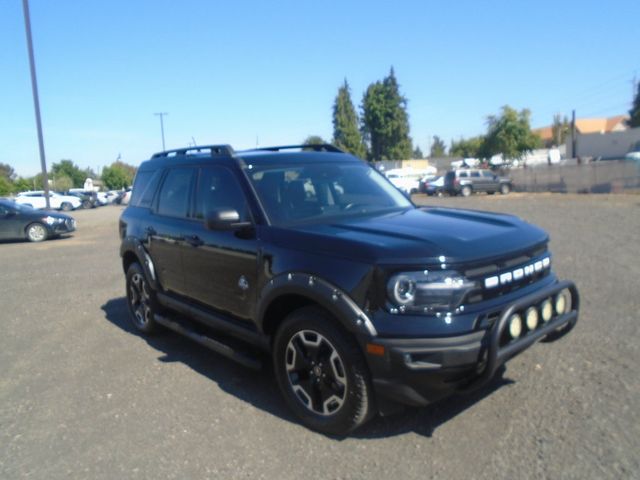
[119,144,579,435]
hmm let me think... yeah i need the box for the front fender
[257,272,377,337]
[120,236,159,291]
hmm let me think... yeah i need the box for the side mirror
[204,208,251,231]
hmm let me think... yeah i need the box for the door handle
[184,235,204,247]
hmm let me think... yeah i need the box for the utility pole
[22,0,50,208]
[154,112,168,151]
[571,109,577,161]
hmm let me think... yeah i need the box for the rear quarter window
[130,169,162,208]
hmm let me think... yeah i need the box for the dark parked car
[64,190,98,209]
[445,169,512,196]
[0,199,76,242]
[119,144,578,435]
[421,175,445,196]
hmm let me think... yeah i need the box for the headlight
[43,216,59,225]
[387,270,476,313]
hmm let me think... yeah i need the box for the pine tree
[332,80,366,158]
[430,136,446,157]
[361,67,413,160]
[628,83,640,128]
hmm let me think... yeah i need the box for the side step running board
[154,314,262,370]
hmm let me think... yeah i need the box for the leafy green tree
[430,136,447,157]
[450,136,485,158]
[361,67,412,160]
[332,79,366,158]
[0,163,16,181]
[551,114,570,146]
[628,83,640,128]
[0,176,12,196]
[13,177,32,193]
[483,106,541,160]
[52,160,85,188]
[102,161,136,189]
[412,145,424,159]
[302,135,327,146]
[53,174,73,192]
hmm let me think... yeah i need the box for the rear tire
[273,306,375,436]
[26,223,47,242]
[60,202,72,211]
[125,262,161,334]
[500,183,511,195]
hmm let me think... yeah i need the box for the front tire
[125,262,161,334]
[26,223,48,242]
[461,185,472,197]
[273,306,375,436]
[500,183,511,195]
[60,202,72,211]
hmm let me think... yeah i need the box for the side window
[194,167,248,221]
[156,168,194,218]
[131,169,162,208]
[459,171,468,178]
[482,171,493,178]
[470,171,481,178]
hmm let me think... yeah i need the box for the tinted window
[131,169,162,208]
[470,171,481,178]
[156,168,194,218]
[194,167,249,221]
[459,171,468,178]
[482,171,494,178]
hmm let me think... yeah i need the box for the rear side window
[156,168,195,218]
[470,171,480,178]
[130,169,162,208]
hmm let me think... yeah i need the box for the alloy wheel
[129,273,152,328]
[285,330,348,416]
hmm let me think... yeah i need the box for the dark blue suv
[119,144,579,435]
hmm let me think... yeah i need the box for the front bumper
[49,218,76,235]
[366,280,579,407]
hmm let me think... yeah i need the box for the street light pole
[154,112,168,151]
[22,0,50,209]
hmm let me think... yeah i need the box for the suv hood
[271,207,547,266]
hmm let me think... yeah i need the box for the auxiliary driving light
[508,314,523,339]
[541,298,553,322]
[555,289,570,315]
[525,307,539,330]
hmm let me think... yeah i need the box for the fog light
[508,314,523,339]
[541,298,553,322]
[555,289,571,315]
[525,307,539,330]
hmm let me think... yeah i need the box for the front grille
[464,246,550,304]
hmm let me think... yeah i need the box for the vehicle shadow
[101,296,514,439]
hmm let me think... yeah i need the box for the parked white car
[385,167,435,195]
[15,191,82,211]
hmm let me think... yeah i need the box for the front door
[181,165,258,321]
[147,166,196,296]
[0,204,23,239]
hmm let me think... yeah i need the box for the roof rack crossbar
[250,144,343,153]
[151,144,235,159]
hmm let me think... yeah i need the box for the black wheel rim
[285,330,347,416]
[129,273,152,328]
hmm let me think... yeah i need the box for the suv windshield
[244,162,412,225]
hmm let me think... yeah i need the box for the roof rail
[250,144,344,153]
[151,144,235,159]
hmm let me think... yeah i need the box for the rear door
[147,167,197,296]
[181,165,258,321]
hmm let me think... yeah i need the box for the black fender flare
[257,272,377,337]
[121,237,159,291]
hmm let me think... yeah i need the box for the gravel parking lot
[1,194,639,479]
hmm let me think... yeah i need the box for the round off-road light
[541,298,553,322]
[555,289,571,315]
[508,314,523,339]
[525,307,539,330]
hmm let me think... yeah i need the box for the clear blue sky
[1,0,638,176]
